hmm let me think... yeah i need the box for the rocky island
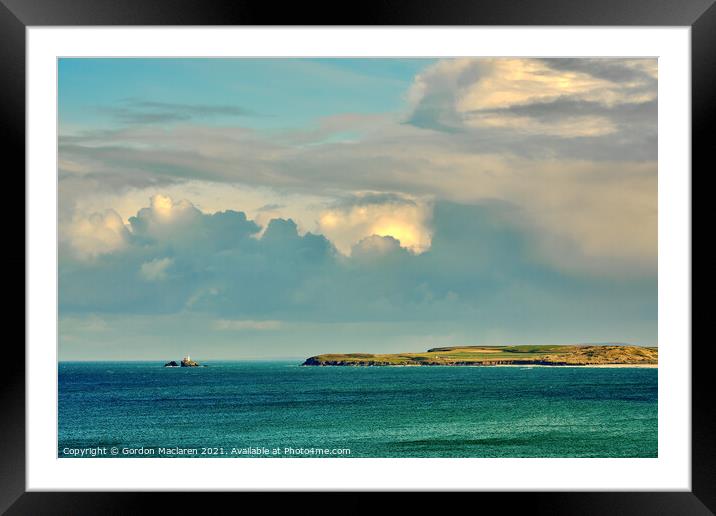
[164,355,204,367]
[302,345,658,367]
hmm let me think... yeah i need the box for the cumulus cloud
[130,194,200,235]
[59,194,654,313]
[58,58,657,277]
[58,132,656,274]
[317,193,433,255]
[351,235,405,258]
[58,195,656,355]
[65,209,129,258]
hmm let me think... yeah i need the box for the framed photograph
[6,0,712,511]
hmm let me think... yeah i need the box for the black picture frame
[3,0,711,512]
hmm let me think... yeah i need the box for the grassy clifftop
[302,345,658,367]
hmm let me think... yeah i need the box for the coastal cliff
[302,345,658,367]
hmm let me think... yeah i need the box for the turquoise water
[58,361,657,458]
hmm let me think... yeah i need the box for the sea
[58,361,657,458]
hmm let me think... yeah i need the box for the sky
[58,58,658,360]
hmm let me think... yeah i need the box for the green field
[303,345,658,367]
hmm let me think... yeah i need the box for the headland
[302,345,657,367]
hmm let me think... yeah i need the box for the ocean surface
[58,361,657,458]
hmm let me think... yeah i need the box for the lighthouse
[180,354,200,367]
